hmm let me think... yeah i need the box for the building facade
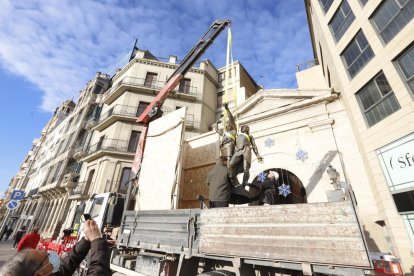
[60,50,259,234]
[9,73,110,239]
[303,0,414,271]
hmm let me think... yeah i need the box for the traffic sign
[6,200,19,210]
[11,190,25,201]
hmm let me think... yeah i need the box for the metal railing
[104,76,199,99]
[185,114,200,128]
[98,105,139,123]
[87,138,135,155]
[296,59,319,72]
[73,181,93,195]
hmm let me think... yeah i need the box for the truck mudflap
[198,200,372,269]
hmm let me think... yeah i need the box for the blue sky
[0,0,313,196]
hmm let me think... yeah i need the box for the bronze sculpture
[230,125,263,186]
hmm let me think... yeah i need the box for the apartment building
[303,0,414,271]
[9,73,110,239]
[216,61,261,120]
[6,101,73,235]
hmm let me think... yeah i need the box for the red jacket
[17,232,41,251]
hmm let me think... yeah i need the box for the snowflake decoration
[296,149,308,162]
[257,171,267,182]
[264,137,274,148]
[278,183,291,197]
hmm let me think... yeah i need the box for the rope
[223,28,239,132]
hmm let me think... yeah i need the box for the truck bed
[118,200,372,269]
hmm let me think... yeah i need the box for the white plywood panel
[135,107,186,210]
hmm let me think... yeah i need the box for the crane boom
[127,20,231,208]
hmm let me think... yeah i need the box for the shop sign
[377,133,414,192]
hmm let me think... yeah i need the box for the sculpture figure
[213,103,237,166]
[230,125,263,186]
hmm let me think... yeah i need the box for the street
[0,240,16,267]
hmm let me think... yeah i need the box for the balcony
[73,145,87,161]
[82,138,135,162]
[94,105,140,131]
[102,76,199,105]
[296,59,319,72]
[163,110,200,129]
[61,172,79,189]
[68,181,93,200]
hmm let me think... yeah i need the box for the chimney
[169,55,177,64]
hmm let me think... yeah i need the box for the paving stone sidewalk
[0,240,16,267]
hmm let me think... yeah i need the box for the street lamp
[327,165,340,189]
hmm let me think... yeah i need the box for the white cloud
[0,0,313,112]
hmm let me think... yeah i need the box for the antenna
[103,39,138,76]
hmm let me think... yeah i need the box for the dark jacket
[14,229,26,241]
[54,237,111,276]
[208,160,232,202]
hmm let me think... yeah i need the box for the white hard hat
[269,171,279,180]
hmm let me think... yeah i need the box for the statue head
[240,125,249,134]
[225,121,234,131]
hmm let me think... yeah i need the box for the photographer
[0,219,110,276]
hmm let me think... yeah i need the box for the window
[320,0,334,13]
[178,78,191,94]
[65,118,73,132]
[144,72,157,88]
[218,72,225,81]
[93,83,103,94]
[342,30,374,78]
[327,67,331,87]
[356,72,400,127]
[319,43,325,76]
[127,131,140,152]
[66,132,75,150]
[50,161,63,183]
[359,0,368,6]
[371,0,414,44]
[118,167,131,194]
[75,108,84,124]
[396,44,414,94]
[329,0,355,42]
[136,102,149,117]
[217,92,223,107]
[393,190,414,213]
[90,197,104,218]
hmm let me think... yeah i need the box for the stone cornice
[235,89,339,126]
[112,58,218,88]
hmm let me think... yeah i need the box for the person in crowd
[248,171,280,205]
[0,219,111,276]
[207,156,233,208]
[16,226,40,251]
[13,226,26,248]
[62,228,73,238]
[5,227,13,241]
[0,225,8,241]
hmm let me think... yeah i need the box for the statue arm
[250,136,264,162]
[224,104,237,130]
[213,121,223,136]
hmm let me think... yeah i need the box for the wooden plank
[199,201,371,268]
[135,108,186,210]
[179,133,218,208]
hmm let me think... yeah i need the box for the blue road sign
[10,190,25,200]
[6,200,19,210]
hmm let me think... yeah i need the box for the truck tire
[198,270,236,276]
